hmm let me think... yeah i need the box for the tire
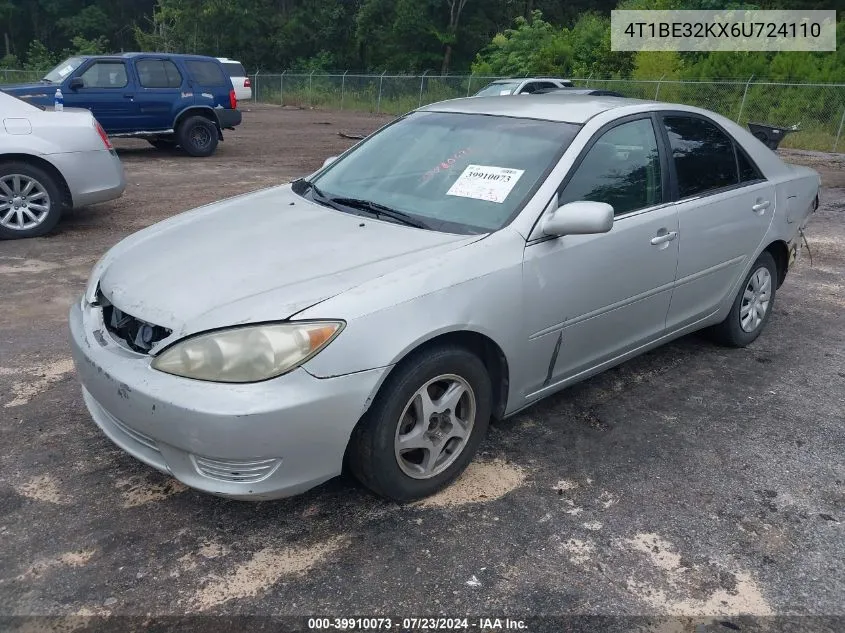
[708,251,777,347]
[348,345,493,502]
[0,162,63,239]
[176,116,219,157]
[148,138,178,150]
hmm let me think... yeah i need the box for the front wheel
[177,116,219,157]
[0,162,63,239]
[348,346,492,501]
[708,251,777,347]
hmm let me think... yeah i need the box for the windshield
[474,81,521,96]
[43,57,85,83]
[306,111,579,233]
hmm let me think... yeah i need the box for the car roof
[421,94,649,124]
[76,53,224,62]
[490,77,570,84]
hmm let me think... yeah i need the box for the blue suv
[4,53,242,157]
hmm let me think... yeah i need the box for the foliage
[0,0,840,82]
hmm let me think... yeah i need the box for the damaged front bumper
[69,299,387,500]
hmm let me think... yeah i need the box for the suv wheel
[0,162,63,239]
[177,116,219,157]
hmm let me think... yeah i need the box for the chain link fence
[252,72,845,152]
[2,67,842,152]
[0,69,44,84]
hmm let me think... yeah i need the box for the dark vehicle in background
[2,53,242,157]
[536,88,625,97]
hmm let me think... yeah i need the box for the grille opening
[101,298,172,353]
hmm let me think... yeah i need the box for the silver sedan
[70,95,819,502]
[0,91,125,239]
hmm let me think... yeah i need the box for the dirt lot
[0,104,843,631]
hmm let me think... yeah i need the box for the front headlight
[151,321,343,383]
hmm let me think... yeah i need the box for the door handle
[123,93,135,100]
[752,200,771,213]
[650,231,677,245]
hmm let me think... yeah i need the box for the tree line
[1,0,842,82]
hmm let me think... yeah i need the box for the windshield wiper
[329,197,431,230]
[295,178,430,230]
[40,78,54,84]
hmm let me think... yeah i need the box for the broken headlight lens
[151,322,343,383]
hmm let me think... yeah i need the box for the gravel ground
[0,104,843,632]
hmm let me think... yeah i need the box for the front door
[65,59,136,133]
[522,116,679,396]
[658,114,776,330]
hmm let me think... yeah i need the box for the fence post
[585,72,592,88]
[466,73,474,97]
[418,70,430,107]
[654,74,666,99]
[341,70,348,110]
[376,70,386,114]
[280,70,285,106]
[254,70,260,103]
[736,75,754,123]
[308,70,315,107]
[834,107,845,153]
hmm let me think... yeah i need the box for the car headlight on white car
[151,321,343,383]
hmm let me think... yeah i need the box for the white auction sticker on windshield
[446,164,525,204]
[57,65,74,77]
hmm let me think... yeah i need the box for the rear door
[182,58,233,109]
[64,59,137,132]
[133,57,185,131]
[659,113,775,330]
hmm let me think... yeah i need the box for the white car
[0,91,125,239]
[474,77,574,96]
[218,58,252,102]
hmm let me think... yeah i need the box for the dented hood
[98,185,477,336]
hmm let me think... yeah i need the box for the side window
[519,82,538,94]
[184,60,229,86]
[737,145,763,182]
[535,81,558,90]
[136,59,183,88]
[79,62,128,88]
[663,116,738,198]
[559,118,663,216]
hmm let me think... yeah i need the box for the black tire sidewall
[0,162,63,239]
[177,116,218,157]
[350,346,493,502]
[722,251,778,347]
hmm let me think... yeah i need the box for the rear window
[184,60,229,86]
[222,62,246,77]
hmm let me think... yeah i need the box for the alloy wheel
[0,174,51,231]
[740,266,772,333]
[394,374,477,479]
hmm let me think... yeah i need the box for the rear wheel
[348,345,492,502]
[177,116,219,157]
[708,251,777,347]
[0,162,63,239]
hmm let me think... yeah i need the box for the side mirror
[69,77,84,91]
[322,156,338,168]
[542,200,614,237]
